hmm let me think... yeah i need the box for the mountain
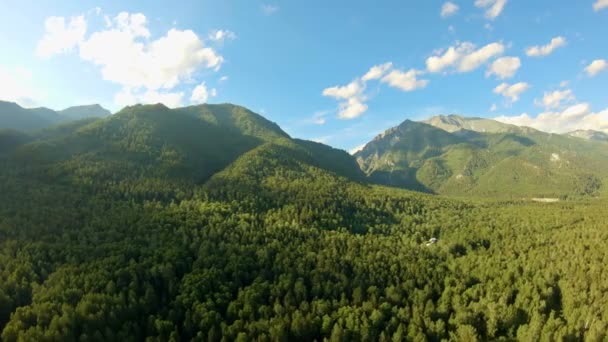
[4,103,364,199]
[2,102,608,341]
[423,114,537,134]
[58,104,112,120]
[356,116,608,198]
[567,129,608,142]
[0,101,111,131]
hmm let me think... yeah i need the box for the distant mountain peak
[423,114,528,134]
[567,129,608,142]
[59,104,112,119]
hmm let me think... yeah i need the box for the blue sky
[1,0,607,151]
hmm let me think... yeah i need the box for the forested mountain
[0,101,111,131]
[2,103,608,341]
[355,115,608,198]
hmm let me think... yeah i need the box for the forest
[1,104,608,341]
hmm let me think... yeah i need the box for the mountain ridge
[0,100,111,131]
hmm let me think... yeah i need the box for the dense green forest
[356,115,608,198]
[1,104,608,341]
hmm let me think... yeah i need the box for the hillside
[0,101,111,131]
[356,115,608,198]
[2,103,608,341]
[2,103,608,340]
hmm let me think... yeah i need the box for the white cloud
[208,29,236,42]
[460,42,505,72]
[426,42,504,73]
[323,62,426,119]
[525,36,567,57]
[362,62,393,81]
[494,82,530,102]
[381,69,429,91]
[219,76,229,82]
[115,88,184,108]
[585,59,607,77]
[190,82,210,104]
[36,15,87,58]
[495,103,608,133]
[323,80,368,119]
[559,80,569,88]
[0,66,40,107]
[426,43,471,73]
[80,14,223,91]
[535,89,575,109]
[323,80,363,99]
[441,2,459,17]
[475,0,508,20]
[593,0,608,11]
[42,11,228,108]
[349,143,366,155]
[261,4,279,15]
[490,104,498,112]
[210,88,217,97]
[486,56,521,79]
[337,96,368,120]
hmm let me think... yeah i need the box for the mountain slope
[4,103,364,200]
[356,117,608,198]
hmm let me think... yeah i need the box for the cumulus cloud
[525,36,566,57]
[585,59,607,77]
[323,80,368,119]
[486,56,521,79]
[80,14,223,90]
[426,42,504,73]
[323,62,427,119]
[36,15,87,58]
[475,0,508,20]
[381,69,429,91]
[535,89,575,109]
[190,82,210,104]
[208,29,236,42]
[494,82,530,102]
[362,62,393,81]
[38,11,228,108]
[593,0,608,11]
[441,2,459,17]
[495,103,608,133]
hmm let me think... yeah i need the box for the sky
[1,0,607,152]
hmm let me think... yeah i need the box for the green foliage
[1,104,608,341]
[356,117,608,198]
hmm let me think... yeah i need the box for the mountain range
[1,102,607,199]
[2,101,608,340]
[0,101,111,131]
